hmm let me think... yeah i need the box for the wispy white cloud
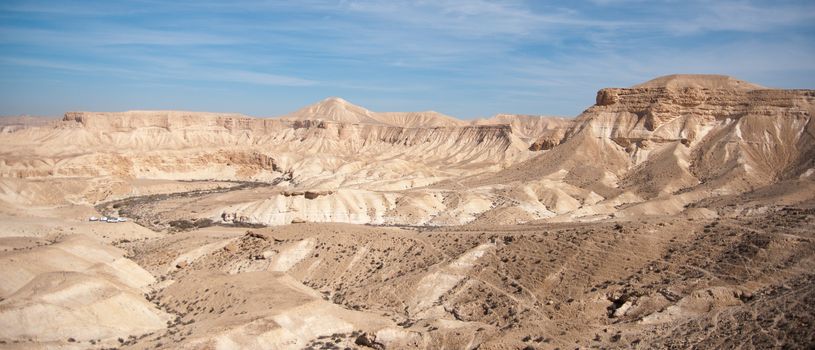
[0,1,145,16]
[202,68,316,87]
[0,55,316,87]
[0,56,146,76]
[0,26,246,47]
[339,0,630,38]
[0,0,813,117]
[667,1,815,34]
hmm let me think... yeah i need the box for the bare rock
[596,89,619,106]
[304,191,321,200]
[355,332,384,349]
[528,138,559,151]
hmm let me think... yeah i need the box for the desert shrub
[169,220,196,230]
[228,221,266,228]
[168,218,215,230]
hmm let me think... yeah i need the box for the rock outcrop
[0,109,541,190]
[1,75,813,225]
[469,74,814,220]
[473,114,572,151]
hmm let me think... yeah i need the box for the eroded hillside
[0,74,813,349]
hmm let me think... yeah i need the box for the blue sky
[1,0,814,118]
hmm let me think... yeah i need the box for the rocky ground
[82,201,811,349]
[1,75,813,349]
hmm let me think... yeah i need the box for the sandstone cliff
[465,74,814,220]
[0,104,550,203]
[473,114,572,150]
[1,75,812,226]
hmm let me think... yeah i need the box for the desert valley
[0,74,813,349]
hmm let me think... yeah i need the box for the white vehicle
[100,216,108,222]
[118,218,128,222]
[89,216,99,221]
[108,217,119,223]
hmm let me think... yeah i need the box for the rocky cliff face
[473,114,572,151]
[2,75,812,225]
[466,75,815,220]
[57,111,518,151]
[581,84,815,192]
[1,107,544,194]
[62,110,279,131]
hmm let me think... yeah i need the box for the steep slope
[0,108,535,193]
[473,114,573,150]
[464,74,815,220]
[1,75,814,349]
[1,75,812,228]
[0,104,545,228]
[0,235,171,345]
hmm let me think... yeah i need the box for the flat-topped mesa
[632,74,766,90]
[590,75,815,132]
[4,105,536,182]
[60,99,555,134]
[566,75,815,194]
[62,110,288,132]
[56,108,526,150]
[596,74,766,108]
[475,74,814,203]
